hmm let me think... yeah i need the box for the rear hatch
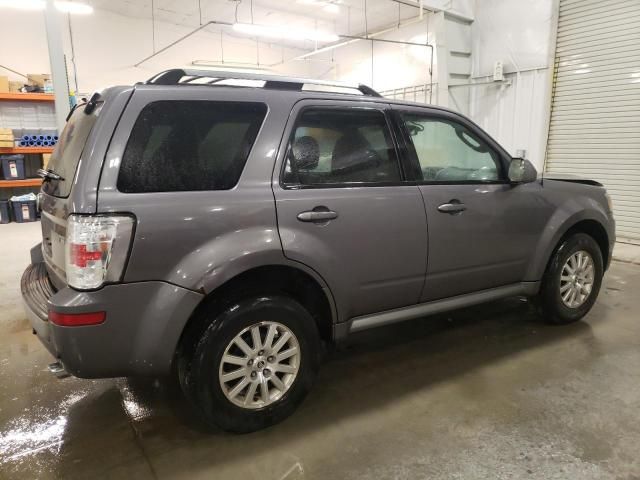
[39,101,102,290]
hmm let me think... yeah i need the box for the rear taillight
[65,215,134,290]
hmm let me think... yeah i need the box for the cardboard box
[0,76,9,93]
[0,129,13,140]
[9,81,23,92]
[0,140,14,148]
[42,153,51,169]
[27,74,51,88]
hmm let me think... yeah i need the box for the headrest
[332,133,368,171]
[291,136,320,170]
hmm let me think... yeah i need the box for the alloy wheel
[560,250,595,308]
[218,321,300,409]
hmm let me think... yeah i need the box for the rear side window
[42,104,100,198]
[118,101,267,193]
[282,108,401,186]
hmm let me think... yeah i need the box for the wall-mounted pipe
[133,17,435,103]
[281,14,428,63]
[449,79,512,88]
[135,20,233,67]
[0,64,28,79]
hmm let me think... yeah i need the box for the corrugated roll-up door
[546,0,640,243]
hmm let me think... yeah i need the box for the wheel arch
[562,219,610,268]
[528,215,611,282]
[176,264,337,364]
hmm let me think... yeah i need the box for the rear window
[117,101,267,193]
[42,104,100,198]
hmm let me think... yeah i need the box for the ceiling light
[296,0,340,13]
[232,23,339,43]
[323,3,340,13]
[55,1,93,14]
[0,0,45,9]
[0,0,93,14]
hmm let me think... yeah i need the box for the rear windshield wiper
[37,168,65,182]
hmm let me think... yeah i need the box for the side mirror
[508,157,537,184]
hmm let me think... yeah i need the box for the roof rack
[146,69,382,97]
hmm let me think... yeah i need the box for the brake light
[49,310,106,326]
[70,244,103,267]
[65,215,134,290]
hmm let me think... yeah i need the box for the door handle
[297,208,338,223]
[437,201,466,214]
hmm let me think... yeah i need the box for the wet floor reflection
[1,263,639,479]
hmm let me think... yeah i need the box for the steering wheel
[468,166,497,181]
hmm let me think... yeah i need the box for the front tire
[178,295,320,433]
[536,233,604,325]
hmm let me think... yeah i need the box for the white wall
[0,5,453,103]
[0,0,558,170]
[470,68,551,168]
[287,17,436,93]
[468,0,556,170]
[0,7,309,95]
[0,5,450,102]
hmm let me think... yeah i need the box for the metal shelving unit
[0,93,53,199]
[0,93,55,102]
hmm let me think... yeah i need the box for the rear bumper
[21,262,203,378]
[21,262,58,357]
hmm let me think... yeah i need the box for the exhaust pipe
[48,361,70,379]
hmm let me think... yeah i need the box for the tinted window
[42,103,100,198]
[283,108,400,185]
[118,101,267,193]
[402,114,501,183]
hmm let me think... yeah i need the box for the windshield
[42,103,101,198]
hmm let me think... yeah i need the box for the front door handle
[297,207,338,223]
[437,201,466,214]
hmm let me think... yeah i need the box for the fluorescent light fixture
[0,0,93,14]
[296,0,340,14]
[232,22,339,43]
[0,0,44,9]
[56,1,93,14]
[323,3,340,13]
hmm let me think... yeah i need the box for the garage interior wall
[545,0,640,244]
[0,3,445,93]
[468,0,556,171]
[0,7,311,93]
[0,0,561,171]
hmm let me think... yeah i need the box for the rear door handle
[297,208,338,223]
[437,201,466,214]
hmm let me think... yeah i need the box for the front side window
[401,114,502,183]
[118,101,267,193]
[282,108,401,186]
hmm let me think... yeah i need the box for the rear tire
[178,294,320,433]
[536,233,603,325]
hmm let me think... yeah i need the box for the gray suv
[21,69,615,433]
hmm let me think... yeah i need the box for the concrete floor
[1,222,640,480]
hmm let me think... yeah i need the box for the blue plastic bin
[0,200,10,224]
[1,155,26,180]
[12,200,37,223]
